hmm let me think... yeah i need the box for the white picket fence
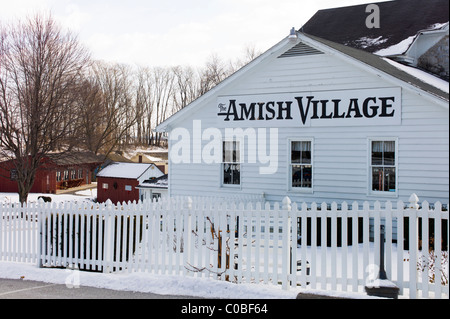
[0,194,448,299]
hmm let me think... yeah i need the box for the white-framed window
[125,185,132,191]
[102,183,109,189]
[71,170,76,180]
[63,170,69,181]
[369,139,397,195]
[222,140,240,186]
[289,139,313,190]
[78,169,83,179]
[56,171,61,182]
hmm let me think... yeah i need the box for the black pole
[379,225,387,280]
[365,223,399,298]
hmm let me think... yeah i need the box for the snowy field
[0,189,98,205]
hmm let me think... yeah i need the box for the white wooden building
[156,29,449,206]
[136,174,168,201]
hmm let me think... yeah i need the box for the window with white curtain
[371,140,396,193]
[222,140,240,186]
[290,140,312,189]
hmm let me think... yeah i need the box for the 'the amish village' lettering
[216,88,401,127]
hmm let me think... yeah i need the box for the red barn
[0,152,103,194]
[96,162,164,204]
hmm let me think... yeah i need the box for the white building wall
[167,40,449,205]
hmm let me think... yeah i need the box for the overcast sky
[0,0,378,67]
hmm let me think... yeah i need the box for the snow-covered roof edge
[301,32,449,107]
[97,162,158,180]
[375,22,449,57]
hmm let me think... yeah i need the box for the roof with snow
[97,162,158,179]
[305,33,449,100]
[137,174,168,189]
[302,0,449,54]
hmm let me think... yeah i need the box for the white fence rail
[1,194,448,299]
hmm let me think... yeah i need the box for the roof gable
[156,36,294,132]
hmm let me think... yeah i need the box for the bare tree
[171,65,200,113]
[198,54,230,96]
[77,61,141,156]
[229,44,263,72]
[0,14,90,203]
[151,67,175,146]
[135,66,154,145]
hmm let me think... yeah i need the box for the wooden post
[408,193,419,299]
[103,200,114,273]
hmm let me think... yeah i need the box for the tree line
[0,13,260,203]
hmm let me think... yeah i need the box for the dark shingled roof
[302,0,449,53]
[46,152,104,166]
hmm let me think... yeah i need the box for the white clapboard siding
[165,37,449,207]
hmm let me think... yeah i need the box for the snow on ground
[0,261,302,299]
[0,261,384,299]
[0,190,97,205]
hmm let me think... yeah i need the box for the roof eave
[300,33,449,108]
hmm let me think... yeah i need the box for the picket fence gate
[0,194,448,299]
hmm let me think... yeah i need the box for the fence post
[282,196,292,211]
[37,200,43,268]
[408,193,420,299]
[282,196,291,290]
[103,200,114,273]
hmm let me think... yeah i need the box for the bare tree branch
[0,13,90,203]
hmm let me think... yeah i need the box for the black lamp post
[365,224,399,299]
[379,225,387,280]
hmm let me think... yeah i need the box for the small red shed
[96,162,164,204]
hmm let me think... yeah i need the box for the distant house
[96,162,164,204]
[105,152,134,165]
[0,152,103,194]
[136,174,168,202]
[95,152,134,176]
[130,152,168,174]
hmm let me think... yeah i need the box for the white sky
[0,0,377,67]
